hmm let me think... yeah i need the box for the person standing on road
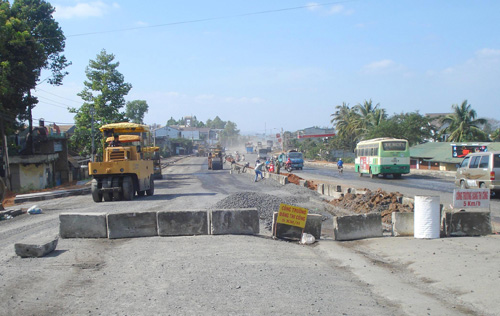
[254,160,265,182]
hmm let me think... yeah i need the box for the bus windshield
[288,152,303,159]
[382,141,406,151]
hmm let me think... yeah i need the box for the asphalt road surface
[1,156,499,316]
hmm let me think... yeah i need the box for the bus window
[374,147,378,156]
[370,148,374,156]
[382,141,406,151]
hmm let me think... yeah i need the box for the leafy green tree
[440,100,488,141]
[330,102,360,151]
[354,99,385,136]
[0,0,69,152]
[70,49,132,157]
[490,129,500,141]
[125,100,148,124]
[166,117,178,126]
[365,112,433,146]
[220,120,240,146]
[206,116,226,129]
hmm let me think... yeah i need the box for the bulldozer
[88,122,155,202]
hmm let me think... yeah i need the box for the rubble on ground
[329,188,414,224]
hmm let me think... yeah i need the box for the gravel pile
[210,191,309,230]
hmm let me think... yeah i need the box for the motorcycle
[285,163,293,173]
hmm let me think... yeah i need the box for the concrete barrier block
[272,212,322,240]
[344,187,355,195]
[333,213,383,241]
[299,180,308,187]
[15,236,58,258]
[157,210,209,236]
[443,211,492,236]
[60,213,108,238]
[304,214,322,240]
[392,212,414,237]
[317,183,324,195]
[210,208,259,235]
[107,212,158,239]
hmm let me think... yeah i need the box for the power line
[32,118,74,125]
[63,1,357,38]
[35,87,81,105]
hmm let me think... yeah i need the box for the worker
[208,153,213,170]
[110,134,121,147]
[254,160,265,182]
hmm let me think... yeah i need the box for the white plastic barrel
[414,195,440,239]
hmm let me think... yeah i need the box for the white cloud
[134,21,149,27]
[306,2,320,12]
[363,59,404,74]
[54,1,120,19]
[307,3,352,16]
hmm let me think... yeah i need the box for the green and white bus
[354,138,410,178]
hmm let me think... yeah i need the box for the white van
[455,151,500,195]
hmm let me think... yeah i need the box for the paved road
[1,156,499,315]
[0,157,398,316]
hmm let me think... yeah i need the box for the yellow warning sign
[276,203,309,228]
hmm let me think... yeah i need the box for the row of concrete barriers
[60,208,260,239]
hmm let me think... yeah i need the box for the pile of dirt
[329,188,413,224]
[1,181,89,207]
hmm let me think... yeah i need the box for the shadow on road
[145,192,217,201]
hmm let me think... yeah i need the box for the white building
[154,126,180,139]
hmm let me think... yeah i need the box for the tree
[70,49,132,157]
[490,129,500,141]
[330,102,360,151]
[440,100,488,142]
[365,112,433,146]
[206,116,226,129]
[220,120,240,146]
[353,99,385,136]
[125,100,148,124]
[166,117,178,126]
[0,0,69,185]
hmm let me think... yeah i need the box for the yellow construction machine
[88,122,155,202]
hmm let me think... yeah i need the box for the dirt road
[0,156,498,315]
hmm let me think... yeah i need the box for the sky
[31,0,500,134]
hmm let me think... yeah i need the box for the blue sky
[32,0,500,134]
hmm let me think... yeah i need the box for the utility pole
[90,106,95,162]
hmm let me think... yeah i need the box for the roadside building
[8,120,72,192]
[410,142,500,171]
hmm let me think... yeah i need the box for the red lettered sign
[453,189,490,208]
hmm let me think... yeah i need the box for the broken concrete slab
[210,208,259,235]
[333,213,383,241]
[157,210,209,236]
[107,212,158,239]
[392,212,414,237]
[272,212,322,240]
[15,236,58,258]
[443,211,492,237]
[59,213,108,238]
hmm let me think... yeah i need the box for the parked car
[455,151,500,195]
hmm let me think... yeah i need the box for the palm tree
[440,100,488,141]
[353,99,386,139]
[330,102,360,151]
[490,128,500,141]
